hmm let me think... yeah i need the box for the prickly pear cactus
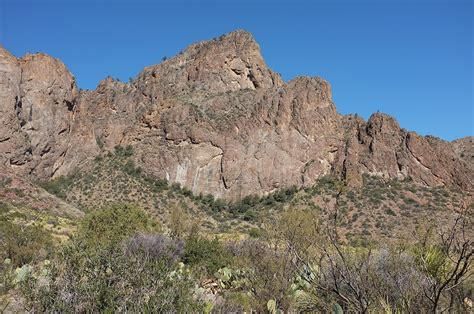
[14,265,31,283]
[333,302,343,314]
[267,299,283,314]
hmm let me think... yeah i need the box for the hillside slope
[33,147,472,246]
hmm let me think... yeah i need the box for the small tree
[417,213,473,313]
[167,203,199,239]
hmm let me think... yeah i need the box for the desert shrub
[242,209,257,221]
[201,194,215,206]
[22,204,202,312]
[0,215,53,301]
[114,145,134,157]
[144,175,168,192]
[295,247,432,312]
[273,185,298,203]
[122,160,142,176]
[95,135,104,149]
[181,187,193,197]
[170,183,182,193]
[77,204,160,249]
[227,239,296,312]
[196,186,301,218]
[286,212,473,313]
[123,234,184,265]
[22,235,203,312]
[183,236,231,276]
[167,203,200,239]
[264,206,324,262]
[38,176,74,198]
[210,198,227,212]
[226,206,326,311]
[248,227,262,238]
[0,219,53,268]
[262,195,276,206]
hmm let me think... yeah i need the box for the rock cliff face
[0,30,472,199]
[0,47,78,179]
[332,114,472,190]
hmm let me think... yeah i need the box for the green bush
[22,204,202,312]
[0,219,53,268]
[144,176,168,192]
[77,204,160,249]
[273,186,298,203]
[183,236,231,275]
[95,135,105,150]
[122,160,142,177]
[23,235,203,312]
[38,176,74,199]
[248,227,262,238]
[114,145,134,157]
[242,210,257,221]
[0,215,53,298]
[229,239,296,312]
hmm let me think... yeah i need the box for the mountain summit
[0,31,472,199]
[137,29,283,95]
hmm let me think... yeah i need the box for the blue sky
[1,0,472,140]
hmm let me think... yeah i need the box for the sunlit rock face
[0,30,472,200]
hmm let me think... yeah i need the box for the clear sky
[1,0,472,141]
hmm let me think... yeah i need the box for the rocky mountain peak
[0,31,472,199]
[0,45,17,63]
[366,112,401,137]
[135,30,282,98]
[189,29,259,54]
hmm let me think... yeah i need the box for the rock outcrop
[0,30,472,199]
[0,47,78,178]
[453,137,474,170]
[332,114,472,190]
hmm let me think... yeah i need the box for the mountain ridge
[0,30,472,200]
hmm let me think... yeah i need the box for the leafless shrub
[123,233,184,265]
[226,238,296,312]
[273,205,472,313]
